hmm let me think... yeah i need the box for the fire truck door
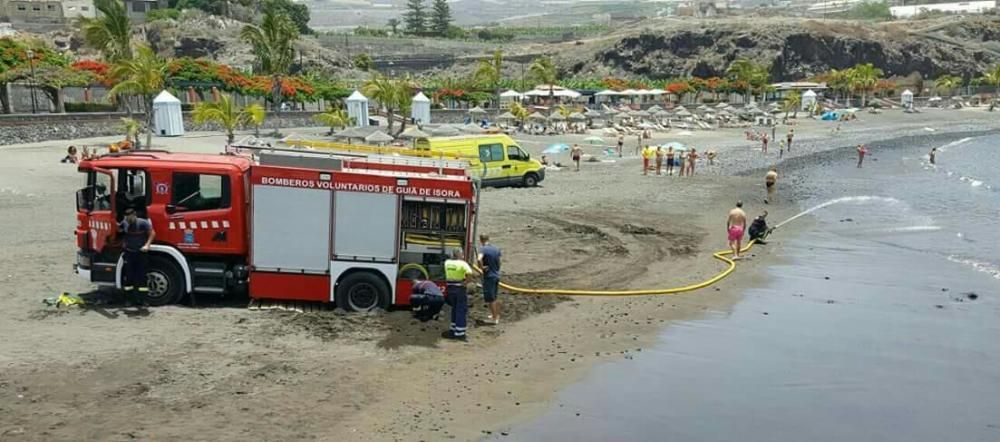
[166,172,234,253]
[87,168,117,252]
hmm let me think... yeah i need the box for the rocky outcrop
[568,17,1000,81]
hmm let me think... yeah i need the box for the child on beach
[61,146,78,164]
[857,144,868,168]
[779,140,786,159]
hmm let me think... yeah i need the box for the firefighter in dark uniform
[410,278,445,322]
[442,248,474,341]
[119,208,155,305]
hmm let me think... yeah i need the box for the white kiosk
[152,90,184,137]
[411,92,431,124]
[346,90,370,127]
[801,89,817,112]
[901,89,914,110]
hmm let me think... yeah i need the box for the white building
[890,1,995,18]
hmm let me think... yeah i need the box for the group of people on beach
[641,144,702,176]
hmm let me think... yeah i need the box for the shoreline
[0,111,992,440]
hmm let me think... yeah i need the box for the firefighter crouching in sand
[442,248,474,341]
[119,207,155,305]
[410,279,446,322]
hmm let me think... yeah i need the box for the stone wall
[0,111,323,146]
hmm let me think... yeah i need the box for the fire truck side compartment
[251,185,332,272]
[332,191,398,262]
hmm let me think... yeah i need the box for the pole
[26,49,38,114]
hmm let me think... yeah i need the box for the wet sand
[0,109,998,440]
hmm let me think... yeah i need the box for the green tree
[146,8,180,22]
[473,49,504,116]
[840,1,893,21]
[0,65,93,113]
[247,102,267,137]
[193,93,265,144]
[363,73,402,134]
[387,18,401,35]
[823,68,851,104]
[108,45,167,149]
[933,74,962,97]
[529,56,558,113]
[266,0,312,34]
[78,0,133,62]
[241,7,299,115]
[313,107,350,134]
[848,63,883,107]
[120,117,141,144]
[403,0,426,35]
[430,0,452,37]
[783,90,801,119]
[981,64,1000,105]
[354,53,374,71]
[727,58,768,104]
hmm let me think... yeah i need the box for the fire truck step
[248,299,261,310]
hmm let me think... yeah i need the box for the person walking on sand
[857,144,868,168]
[761,133,769,154]
[655,146,664,175]
[779,140,786,159]
[764,166,778,204]
[641,145,654,175]
[929,147,937,165]
[478,235,502,325]
[571,144,583,172]
[686,148,698,176]
[787,129,794,151]
[443,248,474,341]
[119,207,155,306]
[635,134,643,156]
[727,201,748,260]
[617,135,624,158]
[666,146,676,176]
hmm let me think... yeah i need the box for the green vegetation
[240,6,299,113]
[783,90,801,119]
[192,93,266,143]
[108,46,168,148]
[172,0,312,33]
[726,58,770,103]
[146,8,181,22]
[981,64,1000,98]
[849,63,883,107]
[934,74,962,96]
[837,1,893,21]
[386,18,401,35]
[473,50,504,114]
[403,0,427,35]
[78,0,133,62]
[529,57,558,112]
[362,73,414,135]
[354,53,375,72]
[430,0,452,37]
[313,108,351,134]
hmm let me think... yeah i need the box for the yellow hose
[399,263,430,280]
[485,240,756,296]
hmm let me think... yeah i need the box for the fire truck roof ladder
[229,144,469,175]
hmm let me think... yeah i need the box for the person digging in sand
[764,166,778,204]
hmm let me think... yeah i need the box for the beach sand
[1,108,998,440]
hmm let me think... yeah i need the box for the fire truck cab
[74,149,478,311]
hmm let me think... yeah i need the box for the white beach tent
[411,92,431,124]
[152,90,184,137]
[346,90,370,127]
[801,89,818,111]
[901,89,914,109]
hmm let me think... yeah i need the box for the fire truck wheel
[145,256,185,306]
[336,272,390,312]
[522,173,540,187]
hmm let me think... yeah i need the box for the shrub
[146,8,180,21]
[65,102,118,113]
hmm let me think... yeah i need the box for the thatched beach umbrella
[632,109,651,118]
[528,111,548,121]
[399,128,430,139]
[468,106,487,115]
[333,126,371,140]
[613,113,630,121]
[430,125,461,136]
[584,108,603,118]
[549,113,567,121]
[364,131,394,145]
[568,112,587,121]
[654,109,671,118]
[459,123,486,134]
[497,111,517,121]
[647,105,663,113]
[675,108,693,117]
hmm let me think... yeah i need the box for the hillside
[549,16,1000,81]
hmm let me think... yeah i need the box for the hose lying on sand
[485,239,758,296]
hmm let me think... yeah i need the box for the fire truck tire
[145,256,185,306]
[522,173,540,187]
[336,272,390,312]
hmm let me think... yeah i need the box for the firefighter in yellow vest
[443,248,474,341]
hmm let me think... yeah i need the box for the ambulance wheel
[145,256,184,306]
[522,173,540,187]
[336,272,389,312]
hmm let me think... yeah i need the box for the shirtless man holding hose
[727,201,748,260]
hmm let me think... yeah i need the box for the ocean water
[496,134,1000,441]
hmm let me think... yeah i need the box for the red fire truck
[73,147,478,311]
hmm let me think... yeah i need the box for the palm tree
[824,68,851,104]
[363,73,401,134]
[934,74,962,97]
[247,103,266,138]
[120,117,140,144]
[981,64,1000,105]
[241,7,299,115]
[108,45,167,149]
[509,101,529,126]
[529,56,558,114]
[727,58,760,104]
[192,93,266,144]
[474,49,504,116]
[783,90,801,119]
[848,63,883,108]
[314,107,350,134]
[394,75,416,135]
[78,0,132,62]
